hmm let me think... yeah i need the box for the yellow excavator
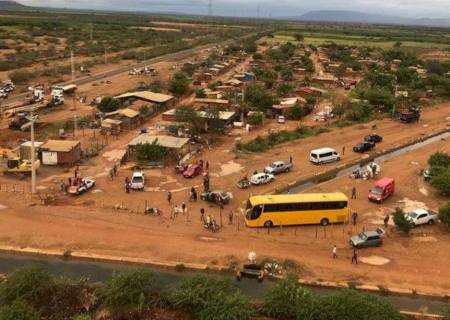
[0,147,41,175]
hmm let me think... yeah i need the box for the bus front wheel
[264,221,273,228]
[320,218,329,226]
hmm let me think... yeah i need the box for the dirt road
[1,102,450,294]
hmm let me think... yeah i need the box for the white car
[68,178,95,195]
[405,208,438,227]
[250,173,275,185]
[277,115,286,124]
[131,172,145,190]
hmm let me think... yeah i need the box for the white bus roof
[310,147,336,154]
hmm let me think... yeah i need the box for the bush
[439,201,450,231]
[428,152,450,168]
[443,301,450,320]
[247,112,263,126]
[195,88,206,98]
[97,97,119,113]
[168,275,253,320]
[263,274,315,319]
[393,207,412,234]
[287,105,307,120]
[169,72,190,96]
[0,265,54,306]
[0,300,39,320]
[430,169,450,196]
[139,105,151,117]
[315,289,403,320]
[136,140,165,162]
[72,315,91,320]
[236,136,269,153]
[98,270,158,311]
[9,70,36,84]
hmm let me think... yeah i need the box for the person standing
[200,208,205,222]
[384,214,390,229]
[352,211,358,226]
[289,156,293,164]
[342,146,345,156]
[167,191,172,204]
[181,202,187,215]
[206,161,209,170]
[68,177,72,187]
[332,245,337,259]
[228,210,233,224]
[351,186,356,199]
[351,249,358,264]
[193,188,197,202]
[125,180,130,194]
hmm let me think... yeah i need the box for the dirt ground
[1,101,450,294]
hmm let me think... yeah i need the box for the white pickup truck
[405,208,438,227]
[264,161,292,175]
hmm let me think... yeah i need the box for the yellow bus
[244,193,349,227]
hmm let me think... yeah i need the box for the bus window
[250,205,263,219]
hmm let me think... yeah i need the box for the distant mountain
[0,1,29,10]
[290,10,450,28]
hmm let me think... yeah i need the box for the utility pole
[30,110,36,195]
[70,50,75,82]
[208,0,212,17]
[104,46,107,64]
[73,114,77,137]
[90,25,93,41]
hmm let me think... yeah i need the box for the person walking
[352,211,358,226]
[351,249,358,264]
[384,214,390,228]
[351,186,356,199]
[167,191,172,204]
[113,163,117,177]
[109,169,114,180]
[125,180,130,194]
[342,146,345,156]
[68,177,72,187]
[181,202,187,215]
[206,161,209,170]
[193,188,197,202]
[289,156,293,164]
[200,208,205,223]
[332,245,337,259]
[228,210,233,224]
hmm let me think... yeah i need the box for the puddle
[219,161,243,176]
[360,255,390,266]
[0,204,8,210]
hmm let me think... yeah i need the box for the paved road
[1,32,259,109]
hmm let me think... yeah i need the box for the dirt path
[1,101,450,294]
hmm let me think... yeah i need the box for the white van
[131,172,145,190]
[310,148,340,164]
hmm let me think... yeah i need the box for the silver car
[350,228,384,248]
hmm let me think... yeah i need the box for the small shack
[20,141,44,160]
[40,140,81,166]
[128,134,190,163]
[115,91,175,111]
[193,98,229,110]
[101,118,122,133]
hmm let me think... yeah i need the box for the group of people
[332,245,359,264]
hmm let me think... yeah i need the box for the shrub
[195,88,206,98]
[72,315,91,320]
[443,301,450,320]
[0,265,54,306]
[169,72,190,96]
[97,270,158,311]
[9,70,35,84]
[428,152,450,168]
[139,105,151,117]
[136,140,165,162]
[236,136,268,153]
[247,112,263,126]
[439,201,450,231]
[315,289,402,320]
[168,275,253,320]
[263,274,315,319]
[393,207,412,234]
[0,300,39,320]
[430,169,450,196]
[97,97,119,113]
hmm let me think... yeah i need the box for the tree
[393,207,412,234]
[169,72,190,96]
[331,93,351,119]
[244,83,276,112]
[138,105,150,117]
[294,33,304,42]
[97,97,119,113]
[394,41,402,48]
[281,69,293,81]
[0,300,39,320]
[263,274,315,319]
[428,152,450,168]
[168,275,253,320]
[98,270,158,312]
[175,105,200,133]
[247,112,263,126]
[0,265,54,306]
[288,105,306,120]
[315,289,403,320]
[430,169,450,196]
[439,201,450,232]
[252,52,263,60]
[135,140,165,162]
[195,88,206,98]
[204,106,225,133]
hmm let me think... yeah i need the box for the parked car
[364,133,383,143]
[250,173,274,185]
[353,141,375,153]
[406,208,438,227]
[200,190,231,204]
[130,172,145,190]
[264,161,292,175]
[368,177,395,203]
[68,178,96,195]
[350,228,384,248]
[183,164,202,178]
[398,110,420,123]
[310,148,340,164]
[276,115,286,124]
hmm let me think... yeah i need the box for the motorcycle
[237,177,250,189]
[204,220,220,233]
[145,207,161,216]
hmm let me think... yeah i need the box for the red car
[183,164,201,178]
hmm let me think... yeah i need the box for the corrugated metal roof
[118,108,139,118]
[128,134,189,149]
[41,140,80,152]
[115,91,174,103]
[102,118,122,125]
[194,98,229,105]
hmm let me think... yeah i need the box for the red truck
[368,177,395,203]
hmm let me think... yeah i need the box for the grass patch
[236,126,330,153]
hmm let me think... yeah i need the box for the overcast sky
[18,0,450,19]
